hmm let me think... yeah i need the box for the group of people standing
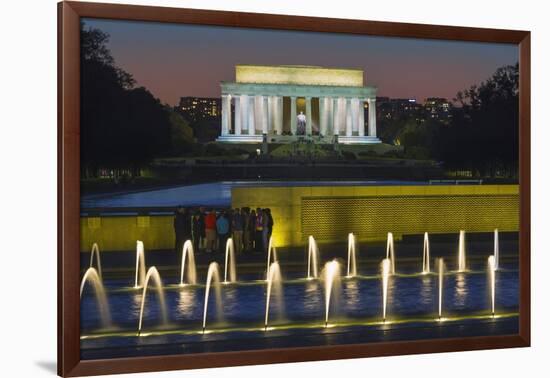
[174,206,274,257]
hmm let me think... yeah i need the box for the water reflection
[386,276,396,308]
[420,275,433,308]
[343,279,361,311]
[131,292,142,318]
[304,280,321,311]
[454,273,468,307]
[177,288,197,317]
[222,286,237,313]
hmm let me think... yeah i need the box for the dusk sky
[84,18,518,106]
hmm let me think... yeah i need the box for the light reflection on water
[454,273,468,307]
[303,280,321,311]
[177,289,197,317]
[343,280,361,311]
[420,275,433,307]
[131,292,141,318]
[222,286,238,313]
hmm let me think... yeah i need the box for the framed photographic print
[58,1,530,376]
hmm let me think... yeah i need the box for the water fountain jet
[458,230,467,272]
[134,241,146,289]
[203,262,223,332]
[264,261,284,330]
[437,258,445,319]
[179,240,197,286]
[494,229,500,270]
[224,238,237,283]
[322,259,341,327]
[80,267,111,328]
[137,266,168,335]
[381,258,391,321]
[347,233,357,278]
[488,255,496,316]
[266,236,278,279]
[89,243,102,279]
[422,232,430,274]
[385,232,395,275]
[307,235,319,279]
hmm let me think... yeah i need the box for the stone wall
[232,185,519,247]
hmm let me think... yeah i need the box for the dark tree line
[381,64,519,178]
[436,63,519,177]
[80,24,193,178]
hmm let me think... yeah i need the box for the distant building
[376,96,453,124]
[424,97,453,123]
[177,97,221,123]
[376,97,422,121]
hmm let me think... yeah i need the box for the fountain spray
[323,260,341,327]
[437,258,445,320]
[422,232,430,274]
[179,240,197,286]
[488,255,496,317]
[264,261,283,331]
[458,230,467,272]
[89,243,103,279]
[381,258,391,322]
[202,262,222,333]
[266,236,278,280]
[80,267,112,329]
[134,241,146,289]
[137,267,168,335]
[307,235,319,279]
[386,232,395,275]
[224,238,236,283]
[347,233,357,277]
[494,229,499,270]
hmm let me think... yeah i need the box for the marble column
[305,97,312,136]
[275,96,283,135]
[333,97,340,135]
[221,94,231,136]
[234,95,241,135]
[262,96,269,134]
[319,97,326,136]
[248,96,255,135]
[345,98,353,137]
[268,96,275,134]
[290,96,297,135]
[351,98,360,135]
[254,96,262,132]
[240,94,249,134]
[368,98,377,137]
[358,99,366,137]
[329,98,334,135]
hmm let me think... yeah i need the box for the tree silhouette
[80,23,171,178]
[436,64,519,177]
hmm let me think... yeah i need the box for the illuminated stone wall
[80,185,519,252]
[235,64,364,87]
[80,215,174,252]
[232,185,519,247]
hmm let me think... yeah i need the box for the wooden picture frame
[58,1,531,376]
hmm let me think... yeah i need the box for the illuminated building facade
[178,97,221,123]
[424,97,453,123]
[217,65,380,144]
[377,97,422,120]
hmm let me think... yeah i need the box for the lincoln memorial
[217,65,380,144]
